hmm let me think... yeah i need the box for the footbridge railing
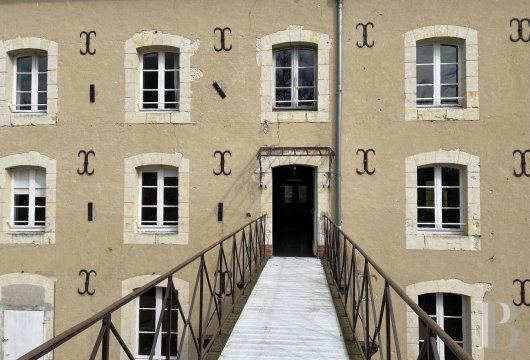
[322,215,473,360]
[20,215,267,360]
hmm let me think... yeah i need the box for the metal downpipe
[336,0,343,226]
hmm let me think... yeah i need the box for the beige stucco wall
[0,0,528,358]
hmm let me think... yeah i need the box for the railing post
[364,262,370,359]
[198,255,204,359]
[102,315,110,360]
[385,282,391,360]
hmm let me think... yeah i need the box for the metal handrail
[20,214,267,360]
[322,215,473,360]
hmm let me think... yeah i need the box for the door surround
[256,153,331,258]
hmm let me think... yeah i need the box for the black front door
[272,165,314,256]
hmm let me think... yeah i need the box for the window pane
[441,64,458,84]
[275,90,291,106]
[442,209,460,228]
[440,45,458,63]
[163,207,178,224]
[417,188,434,207]
[142,188,157,205]
[38,56,47,72]
[140,288,157,307]
[138,333,155,355]
[444,346,461,360]
[299,186,307,204]
[417,168,434,186]
[143,72,158,90]
[35,196,46,206]
[165,71,178,90]
[419,293,437,316]
[17,74,32,91]
[416,86,433,101]
[298,49,315,66]
[17,56,32,72]
[14,207,29,223]
[142,172,158,186]
[275,69,292,87]
[165,52,179,70]
[142,91,158,108]
[298,88,315,101]
[164,174,178,186]
[37,74,47,92]
[298,68,315,87]
[444,318,463,341]
[275,49,292,67]
[441,85,458,100]
[143,53,158,70]
[416,45,433,64]
[14,194,29,206]
[442,188,460,207]
[161,334,178,356]
[442,167,460,186]
[443,293,463,316]
[418,209,435,227]
[38,93,47,110]
[416,66,434,85]
[284,186,293,203]
[139,309,156,331]
[14,170,30,187]
[164,91,178,109]
[35,206,45,222]
[141,207,157,223]
[164,188,178,205]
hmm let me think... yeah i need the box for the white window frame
[10,167,46,232]
[419,293,468,360]
[273,46,317,110]
[257,26,331,123]
[417,165,463,233]
[12,53,47,113]
[416,43,461,107]
[139,51,179,111]
[124,31,195,124]
[403,26,479,122]
[138,166,179,232]
[136,287,178,360]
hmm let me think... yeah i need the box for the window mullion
[31,55,38,112]
[29,169,36,227]
[155,288,162,358]
[433,45,441,106]
[158,53,165,110]
[292,48,298,106]
[436,293,444,358]
[157,169,164,227]
[435,167,442,229]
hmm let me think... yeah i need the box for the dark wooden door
[273,165,314,256]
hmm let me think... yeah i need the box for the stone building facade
[0,0,529,359]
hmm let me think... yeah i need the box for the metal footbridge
[19,215,473,360]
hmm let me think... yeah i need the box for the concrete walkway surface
[219,257,350,360]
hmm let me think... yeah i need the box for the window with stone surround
[273,46,316,110]
[407,280,491,360]
[405,150,480,250]
[257,26,331,123]
[0,152,56,244]
[123,153,189,244]
[121,276,189,360]
[124,31,197,124]
[404,26,478,121]
[0,37,58,126]
[418,293,468,360]
[0,273,55,360]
